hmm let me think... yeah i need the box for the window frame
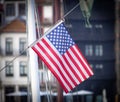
[43,5,53,23]
[95,64,103,69]
[5,61,13,77]
[5,3,15,17]
[19,61,27,76]
[95,45,103,56]
[6,38,13,55]
[19,38,26,55]
[18,3,25,16]
[85,45,93,56]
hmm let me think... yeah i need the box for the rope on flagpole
[0,2,80,73]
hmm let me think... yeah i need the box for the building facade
[0,1,27,101]
[63,0,116,102]
[0,0,120,102]
[0,0,61,102]
[0,19,27,102]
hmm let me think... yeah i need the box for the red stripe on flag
[42,38,78,86]
[32,44,69,92]
[73,45,93,76]
[66,47,87,80]
[36,41,73,90]
[62,55,83,83]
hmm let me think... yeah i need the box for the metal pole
[27,0,40,102]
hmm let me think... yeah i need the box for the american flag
[32,20,93,93]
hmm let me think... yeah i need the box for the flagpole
[27,0,40,102]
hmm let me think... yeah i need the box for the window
[95,24,103,29]
[6,3,15,16]
[43,5,53,23]
[19,86,27,92]
[85,45,93,56]
[96,64,103,69]
[19,38,26,55]
[20,61,27,76]
[19,86,27,101]
[5,86,15,102]
[6,38,13,55]
[5,61,13,76]
[95,45,103,56]
[18,3,25,16]
[95,24,103,34]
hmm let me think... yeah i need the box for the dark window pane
[20,61,27,76]
[5,86,15,102]
[6,38,13,55]
[6,3,15,16]
[5,61,13,76]
[19,38,26,55]
[19,3,25,16]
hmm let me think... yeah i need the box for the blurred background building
[0,0,120,102]
[64,0,116,102]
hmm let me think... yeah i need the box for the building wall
[0,1,27,101]
[4,0,26,23]
[0,0,59,102]
[0,31,27,102]
[63,0,116,102]
[0,0,120,102]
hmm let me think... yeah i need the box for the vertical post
[53,0,61,23]
[115,0,120,94]
[53,0,63,102]
[57,82,63,102]
[27,0,40,102]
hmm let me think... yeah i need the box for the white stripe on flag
[39,39,75,88]
[64,52,85,81]
[45,37,80,85]
[69,48,89,78]
[73,46,94,75]
[34,44,71,92]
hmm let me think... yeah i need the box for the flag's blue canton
[46,23,75,55]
